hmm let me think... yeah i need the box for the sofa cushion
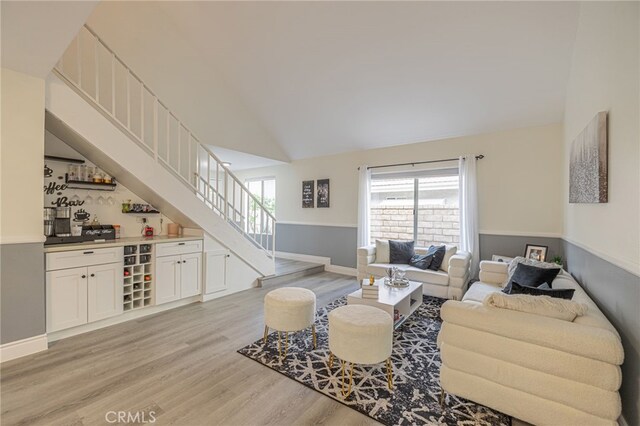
[389,240,415,264]
[510,282,575,300]
[504,263,561,293]
[365,263,449,286]
[463,282,503,304]
[428,245,447,271]
[375,239,390,263]
[441,245,458,272]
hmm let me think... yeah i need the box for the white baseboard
[47,296,201,342]
[326,264,358,277]
[618,414,629,426]
[0,334,48,363]
[275,251,357,277]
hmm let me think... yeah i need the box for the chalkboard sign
[302,180,314,208]
[317,179,330,208]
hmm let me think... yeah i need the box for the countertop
[44,235,203,253]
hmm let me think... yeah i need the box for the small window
[370,169,459,247]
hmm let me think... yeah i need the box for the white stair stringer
[45,73,275,277]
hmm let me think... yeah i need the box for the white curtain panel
[459,156,480,277]
[357,165,371,247]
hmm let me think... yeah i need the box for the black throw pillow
[427,245,447,271]
[389,240,415,264]
[503,263,561,294]
[508,282,575,300]
[410,254,432,270]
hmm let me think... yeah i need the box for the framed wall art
[569,111,608,203]
[302,180,314,208]
[317,179,330,208]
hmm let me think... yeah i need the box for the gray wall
[276,223,357,268]
[563,240,640,426]
[275,225,566,269]
[479,234,564,263]
[0,243,46,344]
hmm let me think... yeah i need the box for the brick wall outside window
[370,204,460,247]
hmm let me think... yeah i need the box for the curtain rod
[362,154,484,170]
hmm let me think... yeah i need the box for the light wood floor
[1,272,378,426]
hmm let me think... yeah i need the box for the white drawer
[155,240,203,257]
[46,247,124,271]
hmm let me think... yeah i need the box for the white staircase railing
[53,25,275,257]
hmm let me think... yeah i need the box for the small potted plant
[551,255,563,266]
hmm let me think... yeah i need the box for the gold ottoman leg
[311,324,317,349]
[340,360,354,398]
[386,358,393,390]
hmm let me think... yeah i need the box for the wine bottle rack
[123,244,154,311]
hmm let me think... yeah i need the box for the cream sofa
[357,244,471,300]
[438,260,624,426]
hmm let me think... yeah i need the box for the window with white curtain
[370,168,460,247]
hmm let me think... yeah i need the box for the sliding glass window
[370,168,460,247]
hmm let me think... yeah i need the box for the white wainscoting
[275,251,357,277]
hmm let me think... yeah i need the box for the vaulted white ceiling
[1,1,97,78]
[155,1,580,160]
[71,2,579,162]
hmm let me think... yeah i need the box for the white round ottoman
[264,287,316,359]
[328,305,394,397]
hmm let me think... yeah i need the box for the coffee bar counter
[44,235,203,253]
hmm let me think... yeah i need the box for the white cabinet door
[46,267,88,332]
[87,263,123,322]
[205,253,227,295]
[180,253,202,298]
[156,255,181,305]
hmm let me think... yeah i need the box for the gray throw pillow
[509,282,575,300]
[389,240,415,264]
[503,263,561,294]
[410,254,432,270]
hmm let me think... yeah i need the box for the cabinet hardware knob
[183,260,187,263]
[178,242,185,246]
[83,251,94,254]
[90,274,95,277]
[81,275,86,278]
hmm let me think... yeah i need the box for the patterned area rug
[238,295,511,426]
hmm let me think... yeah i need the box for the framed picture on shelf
[524,244,548,262]
[302,180,314,208]
[317,178,330,208]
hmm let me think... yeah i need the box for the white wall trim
[0,235,46,245]
[47,296,201,342]
[275,251,357,277]
[0,334,48,363]
[275,251,331,266]
[277,221,357,228]
[563,235,640,277]
[618,414,628,426]
[479,230,563,238]
[326,264,358,277]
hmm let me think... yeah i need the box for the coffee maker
[54,207,71,237]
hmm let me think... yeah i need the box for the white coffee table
[347,279,423,328]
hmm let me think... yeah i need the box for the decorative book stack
[362,283,379,300]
